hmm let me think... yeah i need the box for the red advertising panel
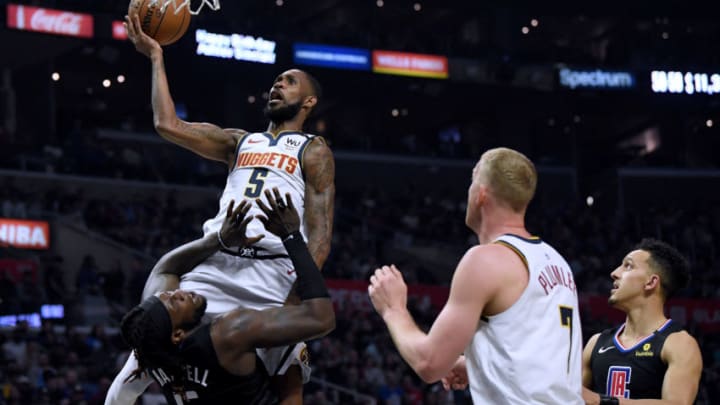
[6,4,93,38]
[112,20,128,40]
[372,50,448,79]
[0,259,38,283]
[326,279,449,313]
[0,218,50,250]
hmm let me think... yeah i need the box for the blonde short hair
[477,147,537,213]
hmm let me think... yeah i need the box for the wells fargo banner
[6,4,94,38]
[372,50,449,79]
[0,218,50,250]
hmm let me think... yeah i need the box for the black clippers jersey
[148,323,278,405]
[590,319,682,399]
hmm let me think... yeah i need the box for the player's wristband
[599,395,619,405]
[282,231,329,300]
[217,230,232,250]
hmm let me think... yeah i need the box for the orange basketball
[128,0,191,46]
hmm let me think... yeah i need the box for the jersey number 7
[559,306,573,374]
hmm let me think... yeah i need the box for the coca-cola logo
[6,4,93,38]
[30,9,82,35]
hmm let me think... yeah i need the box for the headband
[138,295,173,344]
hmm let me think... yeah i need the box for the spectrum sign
[6,4,93,38]
[372,50,448,79]
[294,43,370,71]
[558,68,635,90]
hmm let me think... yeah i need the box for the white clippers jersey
[202,131,316,254]
[464,234,583,405]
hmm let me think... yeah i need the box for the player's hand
[441,356,468,391]
[219,199,264,248]
[256,188,300,239]
[368,265,408,318]
[124,14,162,58]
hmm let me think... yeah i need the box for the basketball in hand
[128,0,191,46]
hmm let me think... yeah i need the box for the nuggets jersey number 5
[464,234,583,405]
[202,131,318,255]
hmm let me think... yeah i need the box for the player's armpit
[301,138,335,268]
[657,331,703,405]
[582,333,601,388]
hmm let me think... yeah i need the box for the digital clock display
[651,70,720,95]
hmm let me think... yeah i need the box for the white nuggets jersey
[180,131,318,316]
[464,234,583,405]
[203,131,314,251]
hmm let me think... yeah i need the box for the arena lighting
[651,70,720,95]
[275,0,283,6]
[391,108,399,117]
[51,72,60,81]
[117,74,126,83]
[376,0,384,7]
[247,95,256,104]
[531,18,539,27]
[413,3,422,11]
[586,196,594,207]
[521,26,529,34]
[102,79,111,88]
[707,119,713,128]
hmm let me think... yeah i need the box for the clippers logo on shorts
[606,366,631,398]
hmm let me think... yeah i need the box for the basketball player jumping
[121,192,334,404]
[581,239,702,405]
[369,148,584,404]
[108,14,334,404]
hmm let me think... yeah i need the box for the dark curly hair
[120,297,205,386]
[636,238,690,300]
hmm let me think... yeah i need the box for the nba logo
[606,366,631,398]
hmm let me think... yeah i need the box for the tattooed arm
[125,14,244,166]
[301,138,335,268]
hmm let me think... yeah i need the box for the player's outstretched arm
[369,244,506,383]
[125,14,244,165]
[213,190,335,362]
[142,199,262,299]
[301,138,335,267]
